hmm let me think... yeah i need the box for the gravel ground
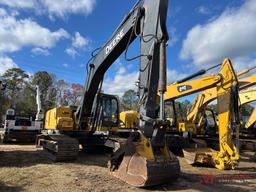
[0,143,255,192]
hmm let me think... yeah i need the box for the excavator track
[37,134,79,162]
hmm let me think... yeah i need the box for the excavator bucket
[109,136,180,187]
[183,147,238,170]
[183,147,216,165]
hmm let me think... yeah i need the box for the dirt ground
[0,143,256,192]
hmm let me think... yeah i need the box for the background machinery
[239,87,256,133]
[2,85,44,143]
[184,68,256,152]
[187,66,256,132]
[119,110,138,136]
[37,0,180,187]
[164,58,240,170]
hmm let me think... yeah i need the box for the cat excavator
[164,58,240,170]
[37,0,180,187]
[187,67,256,132]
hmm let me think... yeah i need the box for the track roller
[37,134,79,162]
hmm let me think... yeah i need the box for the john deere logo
[178,85,192,92]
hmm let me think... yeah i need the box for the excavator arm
[185,59,240,170]
[165,59,240,169]
[165,74,221,100]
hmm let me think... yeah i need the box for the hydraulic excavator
[164,58,240,170]
[37,0,180,187]
[187,66,256,133]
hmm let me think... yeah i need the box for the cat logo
[177,85,192,93]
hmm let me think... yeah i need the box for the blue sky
[0,0,256,97]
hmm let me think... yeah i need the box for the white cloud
[102,60,187,96]
[103,71,139,96]
[31,47,50,56]
[65,47,78,58]
[102,61,139,96]
[63,63,69,68]
[197,6,211,15]
[40,0,96,18]
[0,0,96,18]
[180,0,256,67]
[80,63,86,68]
[66,32,90,58]
[0,12,69,53]
[0,0,35,9]
[72,32,89,48]
[167,69,188,83]
[0,8,7,16]
[0,56,18,75]
[168,27,179,47]
[232,56,256,74]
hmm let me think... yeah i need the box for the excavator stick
[109,133,180,187]
[182,58,240,170]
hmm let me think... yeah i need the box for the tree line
[0,68,83,123]
[0,67,253,125]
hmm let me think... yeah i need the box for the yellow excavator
[187,67,256,134]
[118,110,138,136]
[164,58,239,170]
[181,68,256,154]
[37,0,180,187]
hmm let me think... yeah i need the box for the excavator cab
[202,108,218,136]
[92,93,119,132]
